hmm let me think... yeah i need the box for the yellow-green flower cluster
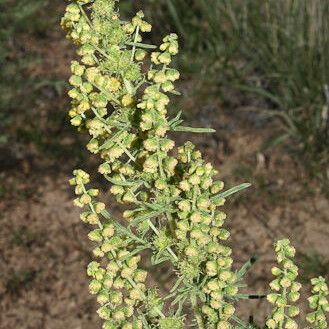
[266,239,301,329]
[63,1,329,328]
[158,317,184,329]
[171,143,237,327]
[62,1,243,328]
[307,276,329,329]
[70,170,151,329]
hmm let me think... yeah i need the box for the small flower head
[267,240,301,328]
[307,276,329,328]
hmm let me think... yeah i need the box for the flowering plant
[62,1,328,328]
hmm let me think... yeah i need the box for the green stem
[191,294,205,329]
[117,140,136,162]
[156,139,177,246]
[77,3,92,26]
[131,26,140,61]
[279,270,288,329]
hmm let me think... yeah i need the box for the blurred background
[0,0,328,328]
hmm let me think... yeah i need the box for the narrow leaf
[211,183,251,201]
[235,293,266,300]
[129,210,164,226]
[236,256,257,279]
[172,126,216,134]
[126,41,157,49]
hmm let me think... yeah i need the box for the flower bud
[185,246,198,258]
[178,200,191,212]
[71,116,83,126]
[134,270,147,283]
[135,49,147,61]
[216,321,230,329]
[189,174,200,186]
[285,319,298,329]
[69,75,82,87]
[288,305,300,317]
[94,202,105,213]
[266,319,277,329]
[288,291,300,302]
[93,247,104,257]
[158,53,171,65]
[97,291,109,305]
[102,224,114,238]
[210,181,224,194]
[97,306,111,320]
[269,279,281,291]
[88,229,103,242]
[271,267,282,276]
[87,213,99,225]
[89,280,102,295]
[267,293,278,304]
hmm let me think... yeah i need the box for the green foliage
[62,1,329,328]
[0,0,45,144]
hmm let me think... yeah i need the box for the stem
[77,3,92,26]
[156,139,177,244]
[165,208,177,240]
[117,140,136,162]
[279,270,288,329]
[191,294,205,329]
[131,26,140,61]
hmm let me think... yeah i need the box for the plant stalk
[191,294,205,329]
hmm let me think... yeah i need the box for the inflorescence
[62,1,329,328]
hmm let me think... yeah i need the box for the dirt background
[0,3,328,329]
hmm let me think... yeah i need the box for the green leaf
[236,256,257,279]
[234,293,266,300]
[262,132,291,151]
[129,210,165,226]
[104,175,143,187]
[168,89,182,96]
[211,183,252,201]
[231,315,251,328]
[101,210,146,244]
[125,41,157,49]
[151,253,171,265]
[169,111,183,126]
[172,126,216,134]
[236,83,283,107]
